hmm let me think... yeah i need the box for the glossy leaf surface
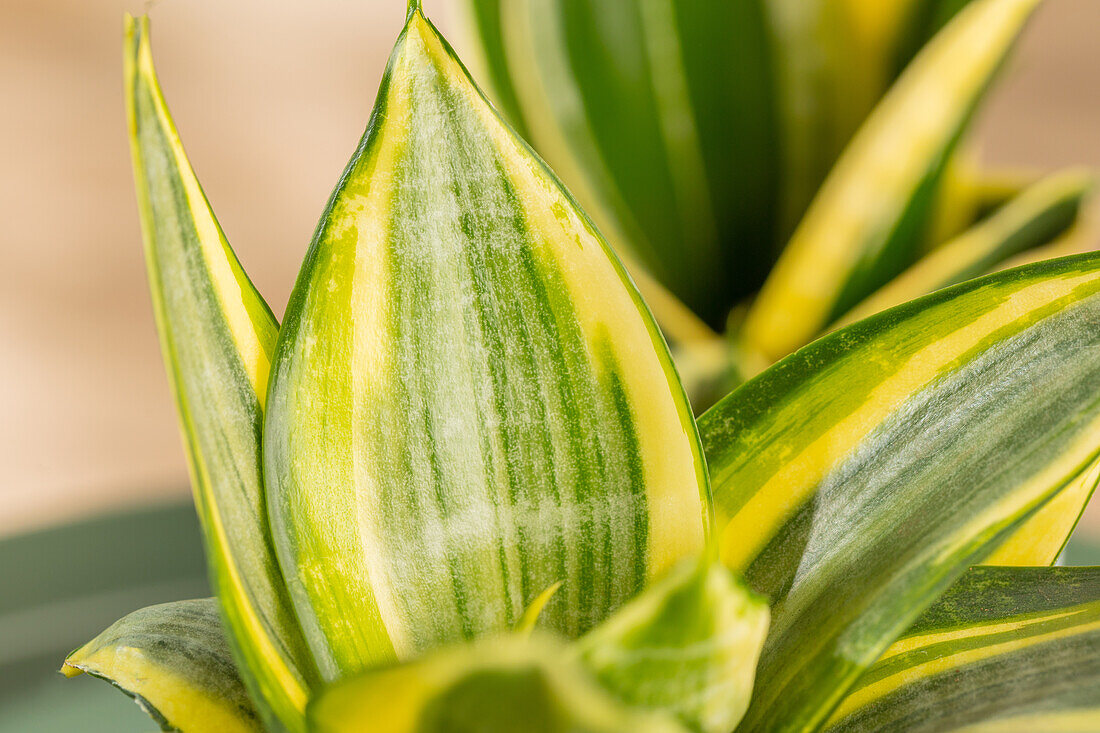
[264,6,709,681]
[124,15,315,731]
[742,0,1041,363]
[308,636,686,733]
[701,253,1100,731]
[62,599,261,733]
[825,566,1100,732]
[576,560,769,733]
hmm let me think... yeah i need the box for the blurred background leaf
[2,2,1100,729]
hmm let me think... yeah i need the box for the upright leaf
[742,0,1042,363]
[701,253,1100,731]
[765,0,886,240]
[891,0,979,75]
[124,15,316,731]
[473,0,777,328]
[825,567,1100,732]
[835,169,1093,327]
[62,599,261,733]
[264,5,710,681]
[576,560,769,733]
[308,636,686,733]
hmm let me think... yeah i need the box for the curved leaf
[741,0,1042,363]
[123,15,315,731]
[836,169,1093,327]
[480,0,778,328]
[825,566,1100,732]
[308,636,686,733]
[891,0,979,75]
[576,559,769,733]
[62,599,261,733]
[700,253,1100,731]
[264,6,710,681]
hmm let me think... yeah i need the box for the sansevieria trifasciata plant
[459,0,1097,406]
[61,1,1100,732]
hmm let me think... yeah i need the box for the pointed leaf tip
[124,14,317,730]
[265,9,710,679]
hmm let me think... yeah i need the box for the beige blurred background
[2,0,1099,538]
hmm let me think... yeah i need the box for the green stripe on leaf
[123,15,317,732]
[825,566,1100,732]
[263,6,710,681]
[703,253,1100,731]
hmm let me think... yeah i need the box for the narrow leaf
[835,169,1093,327]
[742,0,1041,363]
[891,0,979,76]
[825,566,1100,732]
[264,7,710,681]
[62,599,261,733]
[995,218,1099,272]
[124,15,316,731]
[766,0,890,241]
[701,253,1100,731]
[576,559,769,733]
[308,636,687,733]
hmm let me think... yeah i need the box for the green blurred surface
[0,501,208,732]
[0,502,1097,731]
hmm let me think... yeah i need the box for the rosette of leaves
[62,2,1100,732]
[458,0,1098,408]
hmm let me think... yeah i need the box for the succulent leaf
[836,169,1094,327]
[308,636,687,733]
[123,15,316,732]
[576,559,770,733]
[742,0,1042,363]
[264,7,710,681]
[463,0,778,329]
[825,566,1100,732]
[702,253,1100,731]
[61,599,261,733]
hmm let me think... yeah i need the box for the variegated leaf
[123,15,316,732]
[701,253,1100,731]
[825,566,1100,732]
[836,169,1093,327]
[308,636,686,733]
[264,3,710,681]
[462,0,778,329]
[62,599,261,733]
[741,0,1042,364]
[983,457,1100,566]
[576,559,769,733]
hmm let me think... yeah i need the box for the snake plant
[61,1,1100,732]
[458,0,1096,407]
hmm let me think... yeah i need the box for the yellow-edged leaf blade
[703,252,1100,730]
[308,636,687,733]
[576,559,769,733]
[825,566,1100,731]
[124,15,316,731]
[62,599,262,733]
[742,0,1042,363]
[835,168,1093,328]
[264,7,710,680]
